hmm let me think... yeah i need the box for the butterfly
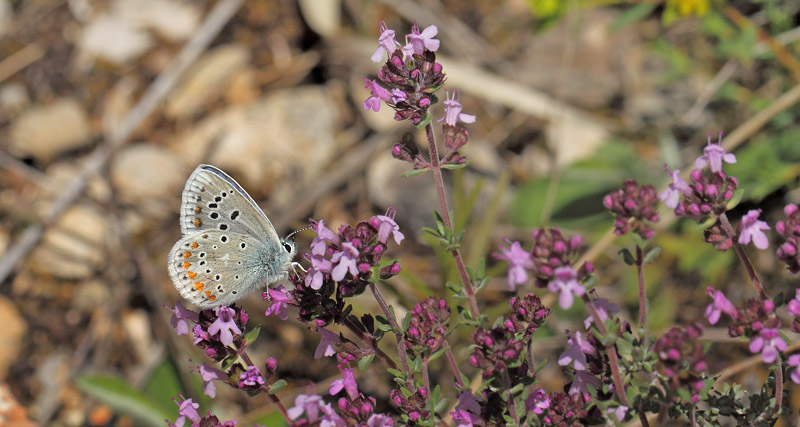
[167,164,298,308]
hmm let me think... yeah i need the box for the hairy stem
[342,317,398,370]
[424,124,480,319]
[422,359,431,395]
[635,245,647,333]
[369,283,415,390]
[774,358,784,419]
[501,368,519,424]
[444,344,465,388]
[239,350,292,424]
[719,213,768,301]
[582,295,651,427]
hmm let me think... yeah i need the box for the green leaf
[726,189,745,210]
[268,379,287,395]
[433,397,450,414]
[442,161,471,170]
[618,248,635,266]
[221,355,237,371]
[387,368,405,378]
[415,112,434,129]
[144,359,185,417]
[76,374,172,427]
[401,168,428,177]
[429,346,449,363]
[610,3,657,32]
[644,246,662,264]
[244,326,261,346]
[358,353,375,370]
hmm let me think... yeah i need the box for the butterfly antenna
[285,225,312,240]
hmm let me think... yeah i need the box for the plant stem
[501,368,519,424]
[239,350,292,424]
[582,295,650,427]
[690,405,696,426]
[774,358,784,419]
[342,317,398,370]
[424,124,480,319]
[422,359,431,394]
[369,283,415,390]
[635,245,647,333]
[443,344,465,388]
[719,213,768,301]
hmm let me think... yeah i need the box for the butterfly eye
[282,242,293,253]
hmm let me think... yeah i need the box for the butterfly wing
[168,230,292,309]
[179,164,281,248]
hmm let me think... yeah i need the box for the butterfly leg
[290,262,307,274]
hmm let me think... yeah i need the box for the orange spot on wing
[183,251,191,259]
[194,282,204,291]
[209,295,216,301]
[183,262,191,270]
[187,271,197,280]
[191,242,199,249]
[194,219,201,227]
[202,234,208,239]
[195,207,201,213]
[205,290,212,297]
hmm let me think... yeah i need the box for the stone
[169,86,338,206]
[115,0,200,42]
[29,206,109,280]
[78,12,153,64]
[0,297,26,379]
[110,144,189,216]
[165,45,251,119]
[9,99,92,161]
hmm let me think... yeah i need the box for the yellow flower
[670,0,710,17]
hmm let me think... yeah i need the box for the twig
[0,43,45,83]
[714,340,800,384]
[635,245,647,332]
[682,60,738,125]
[0,0,245,286]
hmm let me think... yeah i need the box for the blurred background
[1,0,800,425]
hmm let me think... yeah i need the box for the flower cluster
[661,135,738,222]
[190,305,249,361]
[532,392,595,425]
[776,203,800,273]
[725,299,785,363]
[366,22,445,124]
[787,289,800,333]
[494,228,594,309]
[166,395,236,427]
[558,329,615,401]
[469,326,524,379]
[390,387,430,424]
[289,209,403,326]
[505,293,551,338]
[603,179,660,239]
[653,324,707,401]
[404,297,450,355]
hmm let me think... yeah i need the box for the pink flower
[167,301,198,336]
[404,24,440,56]
[584,298,619,329]
[192,362,226,398]
[788,288,800,317]
[568,370,601,399]
[314,327,340,359]
[370,207,404,245]
[749,327,786,363]
[547,266,586,310]
[331,242,359,281]
[370,21,399,63]
[329,367,359,401]
[695,132,736,172]
[788,354,800,384]
[608,406,628,422]
[493,240,534,290]
[658,164,692,209]
[364,79,391,112]
[311,220,339,256]
[288,393,324,422]
[525,388,550,414]
[451,392,482,426]
[558,331,596,371]
[264,285,291,320]
[738,209,770,249]
[704,286,738,325]
[438,90,476,127]
[208,306,242,346]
